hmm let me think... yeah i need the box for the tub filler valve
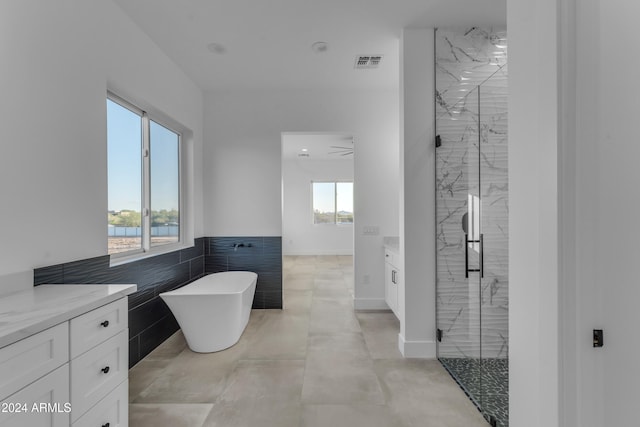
[232,243,253,251]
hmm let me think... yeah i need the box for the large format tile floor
[129,255,488,426]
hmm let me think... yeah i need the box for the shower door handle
[465,233,483,278]
[479,234,484,279]
[465,234,473,278]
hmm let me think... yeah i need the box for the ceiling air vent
[355,55,383,69]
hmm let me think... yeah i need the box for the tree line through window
[312,182,353,224]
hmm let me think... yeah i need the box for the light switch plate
[362,226,380,236]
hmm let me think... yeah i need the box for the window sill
[109,241,192,267]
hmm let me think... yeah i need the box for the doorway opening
[281,132,355,257]
[281,132,355,306]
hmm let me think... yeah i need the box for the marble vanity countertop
[0,284,136,349]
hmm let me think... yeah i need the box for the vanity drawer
[384,248,399,267]
[71,330,128,421]
[0,363,70,427]
[70,298,127,358]
[0,323,68,401]
[72,379,127,427]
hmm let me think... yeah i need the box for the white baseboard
[398,333,437,358]
[354,298,389,311]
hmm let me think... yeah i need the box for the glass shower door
[435,27,508,427]
[479,65,509,426]
[435,86,483,406]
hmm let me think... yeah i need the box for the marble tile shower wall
[435,28,508,359]
[33,236,283,367]
[478,68,509,358]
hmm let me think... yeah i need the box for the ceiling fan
[328,145,353,156]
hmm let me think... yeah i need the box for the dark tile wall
[34,238,206,367]
[204,236,282,309]
[32,235,283,367]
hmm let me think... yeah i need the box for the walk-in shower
[435,28,509,427]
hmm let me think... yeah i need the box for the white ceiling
[113,0,506,91]
[282,133,354,161]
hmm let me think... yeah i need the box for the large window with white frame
[107,93,182,256]
[312,181,353,224]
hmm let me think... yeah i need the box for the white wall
[593,4,640,422]
[511,1,640,425]
[203,88,399,308]
[0,0,203,291]
[282,157,354,255]
[564,1,640,426]
[398,28,436,358]
[508,0,560,425]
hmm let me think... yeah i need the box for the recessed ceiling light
[207,42,226,54]
[311,42,328,53]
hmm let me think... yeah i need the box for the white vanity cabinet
[70,298,128,425]
[0,364,70,427]
[0,284,135,427]
[0,323,70,427]
[384,247,401,319]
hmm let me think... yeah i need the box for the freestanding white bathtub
[160,271,257,353]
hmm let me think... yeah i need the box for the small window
[107,94,182,256]
[312,182,353,224]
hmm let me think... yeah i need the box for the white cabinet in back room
[384,247,401,319]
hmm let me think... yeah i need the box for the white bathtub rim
[161,271,257,296]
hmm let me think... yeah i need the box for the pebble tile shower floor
[129,255,490,427]
[440,358,509,427]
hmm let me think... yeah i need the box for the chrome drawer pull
[101,366,110,374]
[100,320,110,328]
